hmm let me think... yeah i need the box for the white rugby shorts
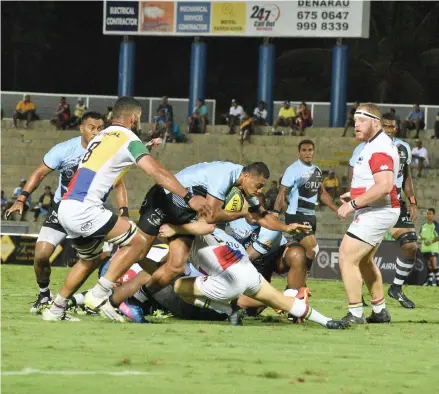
[58,200,114,239]
[195,257,263,302]
[347,207,400,246]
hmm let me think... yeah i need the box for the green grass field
[2,265,439,394]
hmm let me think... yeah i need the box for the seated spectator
[389,108,401,136]
[13,95,39,129]
[264,181,279,211]
[1,190,7,217]
[322,170,340,201]
[31,186,54,221]
[104,106,113,127]
[296,102,313,136]
[342,100,360,137]
[272,101,297,136]
[188,98,208,134]
[51,97,71,130]
[433,112,439,140]
[252,101,268,128]
[226,99,245,134]
[149,108,168,140]
[401,104,425,139]
[412,140,429,177]
[68,98,87,129]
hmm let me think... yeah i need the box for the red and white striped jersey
[350,131,400,209]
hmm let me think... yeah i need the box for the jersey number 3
[82,141,101,163]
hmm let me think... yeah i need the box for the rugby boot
[388,284,415,308]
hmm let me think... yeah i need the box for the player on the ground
[4,112,126,313]
[121,161,309,318]
[42,96,210,321]
[338,103,400,324]
[348,112,418,308]
[171,227,347,329]
[273,140,339,271]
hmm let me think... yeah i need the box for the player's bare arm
[251,206,311,234]
[202,194,249,224]
[273,185,288,215]
[402,164,417,221]
[5,162,53,217]
[319,183,339,212]
[159,220,216,238]
[114,178,129,217]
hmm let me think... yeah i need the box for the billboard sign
[103,0,370,38]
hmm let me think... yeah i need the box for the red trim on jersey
[63,169,80,200]
[213,245,240,270]
[369,153,394,174]
[198,267,208,275]
[350,187,367,199]
[390,185,400,208]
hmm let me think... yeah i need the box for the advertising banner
[103,0,370,38]
[311,242,428,285]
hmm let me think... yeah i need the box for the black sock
[37,281,50,294]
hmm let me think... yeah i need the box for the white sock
[307,308,331,326]
[194,297,233,315]
[73,292,85,306]
[91,277,114,299]
[349,305,364,318]
[372,301,386,314]
[51,294,68,315]
[289,298,330,326]
[39,286,49,293]
[283,289,299,298]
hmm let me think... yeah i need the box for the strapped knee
[107,220,138,247]
[397,232,417,247]
[75,239,105,261]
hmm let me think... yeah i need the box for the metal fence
[1,91,438,129]
[0,91,216,127]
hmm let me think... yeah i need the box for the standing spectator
[264,180,279,211]
[433,111,439,140]
[31,186,54,221]
[272,101,297,136]
[1,190,7,217]
[68,98,87,129]
[227,99,245,134]
[188,98,208,134]
[296,102,313,136]
[420,208,439,286]
[51,97,71,130]
[104,106,113,127]
[412,140,429,177]
[401,104,425,139]
[13,95,38,129]
[342,100,360,137]
[389,108,401,136]
[322,170,340,201]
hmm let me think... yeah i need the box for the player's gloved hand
[408,204,417,221]
[187,195,212,218]
[5,201,25,219]
[339,192,351,204]
[159,224,178,238]
[285,223,311,234]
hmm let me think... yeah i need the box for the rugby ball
[224,187,244,212]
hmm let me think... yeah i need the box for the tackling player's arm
[202,194,249,224]
[250,206,310,234]
[159,220,216,238]
[5,162,53,217]
[402,164,417,221]
[319,183,338,213]
[137,155,211,217]
[114,178,129,217]
[246,245,262,261]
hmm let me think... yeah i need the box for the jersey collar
[367,129,383,143]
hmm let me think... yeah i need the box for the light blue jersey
[349,138,411,199]
[281,160,323,216]
[43,136,86,203]
[174,161,260,207]
[227,218,287,257]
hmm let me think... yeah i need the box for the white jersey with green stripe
[63,125,149,206]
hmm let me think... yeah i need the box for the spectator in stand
[296,102,313,136]
[272,101,297,136]
[31,186,54,221]
[401,104,425,139]
[156,96,174,140]
[148,108,168,140]
[227,99,245,134]
[68,98,87,129]
[389,108,401,136]
[50,97,71,130]
[252,101,268,128]
[13,95,39,129]
[420,208,439,286]
[433,112,439,140]
[104,106,113,127]
[188,98,208,134]
[342,100,360,137]
[1,190,7,217]
[322,170,340,201]
[264,180,279,211]
[411,140,429,177]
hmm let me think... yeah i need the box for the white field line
[2,368,156,376]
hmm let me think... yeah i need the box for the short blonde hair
[356,103,382,119]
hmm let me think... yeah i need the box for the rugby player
[273,140,339,271]
[348,112,418,308]
[338,103,400,324]
[4,112,125,313]
[42,96,210,321]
